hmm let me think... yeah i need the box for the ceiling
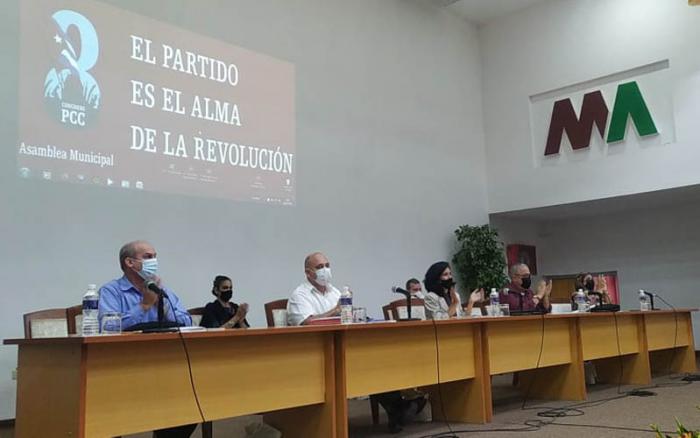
[439,0,550,26]
[490,184,700,222]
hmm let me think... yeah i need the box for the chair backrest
[66,304,83,335]
[188,307,206,326]
[264,299,289,327]
[388,298,426,321]
[23,308,69,339]
[382,304,393,321]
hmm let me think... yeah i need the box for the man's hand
[535,279,553,300]
[330,303,341,316]
[535,280,546,299]
[140,288,159,310]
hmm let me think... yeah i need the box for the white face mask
[136,257,158,280]
[314,267,332,286]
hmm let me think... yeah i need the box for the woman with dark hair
[423,261,482,319]
[199,275,250,329]
[572,272,611,308]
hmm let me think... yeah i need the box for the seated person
[200,275,250,328]
[500,263,551,313]
[287,253,421,432]
[99,240,192,329]
[98,240,194,438]
[423,261,482,319]
[287,252,341,326]
[394,279,430,417]
[571,272,611,308]
[406,278,424,298]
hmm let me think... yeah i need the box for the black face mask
[440,279,455,290]
[521,276,532,289]
[218,290,233,302]
[585,279,595,291]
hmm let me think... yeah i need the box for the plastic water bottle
[639,290,651,311]
[82,284,100,336]
[340,286,353,324]
[575,289,588,312]
[490,288,500,316]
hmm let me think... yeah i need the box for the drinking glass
[353,307,367,323]
[486,304,501,317]
[100,312,122,335]
[499,304,510,316]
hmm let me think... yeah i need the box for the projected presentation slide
[18,0,296,205]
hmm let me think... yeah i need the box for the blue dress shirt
[99,276,192,329]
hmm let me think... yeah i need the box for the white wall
[492,202,700,349]
[0,0,488,419]
[480,0,700,213]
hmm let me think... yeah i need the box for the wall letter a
[606,81,658,143]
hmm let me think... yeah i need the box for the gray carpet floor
[1,361,698,437]
[348,372,700,437]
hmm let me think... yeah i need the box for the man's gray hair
[304,251,324,270]
[119,240,148,270]
[509,263,529,277]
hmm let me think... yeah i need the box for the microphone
[391,286,414,321]
[145,280,164,295]
[145,280,166,326]
[639,289,657,311]
[391,286,411,297]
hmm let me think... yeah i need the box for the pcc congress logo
[43,9,101,128]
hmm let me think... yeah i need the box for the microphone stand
[157,290,165,328]
[643,291,657,311]
[392,288,419,321]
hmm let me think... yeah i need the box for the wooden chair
[23,308,69,339]
[381,304,393,321]
[66,304,82,335]
[188,307,206,327]
[389,298,426,320]
[264,299,289,327]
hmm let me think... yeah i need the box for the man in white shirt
[287,252,341,326]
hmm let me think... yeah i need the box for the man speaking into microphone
[99,240,192,331]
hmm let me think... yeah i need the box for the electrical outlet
[11,368,17,380]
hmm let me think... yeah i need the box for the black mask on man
[219,290,233,302]
[521,276,532,289]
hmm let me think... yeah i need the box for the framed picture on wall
[506,244,538,275]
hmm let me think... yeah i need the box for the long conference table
[4,309,696,438]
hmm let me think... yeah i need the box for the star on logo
[54,34,62,44]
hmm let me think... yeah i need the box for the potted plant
[651,407,700,437]
[452,224,509,295]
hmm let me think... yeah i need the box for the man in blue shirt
[99,240,194,438]
[99,240,192,330]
